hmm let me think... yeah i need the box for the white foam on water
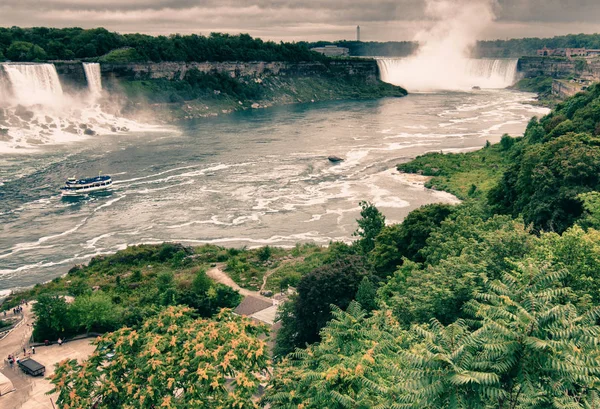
[0,62,168,152]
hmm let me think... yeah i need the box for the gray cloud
[0,0,598,41]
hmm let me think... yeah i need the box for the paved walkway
[0,304,95,409]
[0,304,35,409]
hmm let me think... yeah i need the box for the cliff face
[52,60,403,122]
[518,57,600,81]
[54,60,381,88]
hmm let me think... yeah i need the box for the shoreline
[2,166,461,297]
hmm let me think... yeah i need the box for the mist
[0,63,154,153]
[377,0,517,91]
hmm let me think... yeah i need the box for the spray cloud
[378,0,515,91]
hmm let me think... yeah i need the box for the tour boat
[61,174,113,197]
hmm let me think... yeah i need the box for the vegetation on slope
[397,140,514,200]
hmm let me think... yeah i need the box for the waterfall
[466,59,519,88]
[83,63,102,98]
[377,58,519,91]
[0,63,63,106]
[0,62,152,152]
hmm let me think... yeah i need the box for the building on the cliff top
[537,47,600,59]
[310,45,350,57]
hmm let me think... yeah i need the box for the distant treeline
[0,27,328,63]
[475,33,600,58]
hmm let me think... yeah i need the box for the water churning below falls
[0,62,153,152]
[0,89,549,291]
[377,58,520,91]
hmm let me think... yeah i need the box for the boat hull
[61,185,112,196]
[61,176,113,197]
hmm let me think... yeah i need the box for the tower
[357,25,361,42]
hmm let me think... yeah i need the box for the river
[0,90,549,291]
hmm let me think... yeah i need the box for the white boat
[61,175,113,197]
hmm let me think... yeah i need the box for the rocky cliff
[55,60,405,121]
[518,56,600,81]
[54,60,382,89]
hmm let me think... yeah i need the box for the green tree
[277,256,371,353]
[6,41,35,61]
[370,203,455,275]
[266,302,405,408]
[68,291,122,334]
[32,295,71,341]
[50,306,270,409]
[402,261,600,409]
[355,276,377,312]
[354,201,386,254]
[577,191,600,230]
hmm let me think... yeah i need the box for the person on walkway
[23,347,26,355]
[31,346,35,355]
[58,338,62,346]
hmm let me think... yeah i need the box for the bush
[98,47,144,63]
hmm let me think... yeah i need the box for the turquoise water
[0,91,548,291]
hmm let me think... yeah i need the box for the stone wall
[53,62,87,90]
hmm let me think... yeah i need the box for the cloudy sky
[0,0,599,42]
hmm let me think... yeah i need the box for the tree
[370,203,455,275]
[355,276,377,312]
[401,261,600,409]
[266,302,405,408]
[68,292,121,334]
[32,295,71,341]
[276,256,371,353]
[354,201,385,254]
[6,41,35,61]
[50,306,270,409]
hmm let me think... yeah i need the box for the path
[0,304,35,409]
[0,303,95,409]
[206,264,271,301]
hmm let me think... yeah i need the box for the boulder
[328,155,344,163]
[83,128,96,136]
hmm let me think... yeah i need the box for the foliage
[398,143,511,200]
[265,302,406,408]
[370,203,456,275]
[475,33,600,57]
[268,262,600,409]
[401,262,600,409]
[5,41,46,61]
[0,27,328,63]
[98,47,144,63]
[490,132,600,233]
[68,292,122,334]
[22,244,242,340]
[354,201,386,254]
[50,306,270,409]
[32,295,71,341]
[578,191,600,229]
[379,212,536,327]
[355,277,378,312]
[276,256,372,355]
[512,76,554,97]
